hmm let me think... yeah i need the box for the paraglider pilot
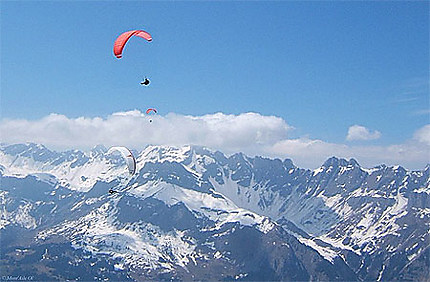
[141,77,150,86]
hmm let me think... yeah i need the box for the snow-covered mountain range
[1,143,429,281]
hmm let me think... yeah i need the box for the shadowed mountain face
[0,143,428,281]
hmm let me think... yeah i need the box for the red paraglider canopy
[146,108,157,114]
[113,30,152,59]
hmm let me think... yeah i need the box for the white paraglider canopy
[107,146,136,175]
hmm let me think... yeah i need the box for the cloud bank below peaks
[1,110,428,169]
[0,110,291,155]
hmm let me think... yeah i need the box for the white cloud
[0,111,291,155]
[413,124,430,146]
[0,111,428,170]
[267,137,429,170]
[346,125,381,141]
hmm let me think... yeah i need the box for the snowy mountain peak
[322,156,360,168]
[90,144,107,157]
[2,143,58,162]
[139,145,192,163]
[1,142,429,281]
[282,158,295,169]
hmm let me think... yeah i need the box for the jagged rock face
[0,143,428,281]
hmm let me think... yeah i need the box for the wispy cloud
[393,78,429,116]
[413,109,430,116]
[393,96,420,104]
[1,111,428,169]
[346,125,381,141]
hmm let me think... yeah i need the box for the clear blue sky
[2,1,428,145]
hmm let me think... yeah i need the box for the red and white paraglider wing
[145,108,157,114]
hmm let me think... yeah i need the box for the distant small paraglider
[141,77,150,86]
[146,108,157,123]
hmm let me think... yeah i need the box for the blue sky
[1,1,429,168]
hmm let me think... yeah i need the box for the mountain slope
[0,143,428,280]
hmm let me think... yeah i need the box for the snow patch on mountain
[209,176,284,221]
[129,181,275,233]
[0,192,37,230]
[413,186,430,194]
[38,199,198,271]
[0,145,133,192]
[13,202,37,229]
[139,146,192,165]
[30,173,58,186]
[298,237,338,263]
[390,191,408,216]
